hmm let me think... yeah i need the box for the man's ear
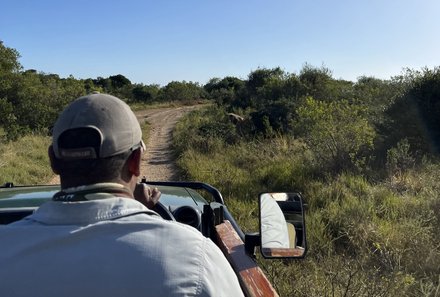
[127,149,142,177]
[48,145,60,174]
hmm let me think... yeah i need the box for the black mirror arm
[244,232,260,258]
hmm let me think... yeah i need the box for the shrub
[386,138,416,176]
[384,67,440,156]
[295,97,375,173]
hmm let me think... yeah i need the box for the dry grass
[0,135,52,185]
[173,107,440,297]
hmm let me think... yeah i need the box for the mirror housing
[259,192,307,259]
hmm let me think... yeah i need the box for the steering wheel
[153,201,176,221]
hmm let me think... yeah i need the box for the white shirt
[260,193,290,248]
[0,197,244,297]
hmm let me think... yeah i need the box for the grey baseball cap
[52,93,145,159]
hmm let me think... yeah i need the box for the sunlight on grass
[173,106,440,296]
[0,135,52,185]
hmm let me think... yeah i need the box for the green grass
[129,99,211,111]
[0,134,53,185]
[0,112,152,187]
[129,101,181,111]
[173,106,440,297]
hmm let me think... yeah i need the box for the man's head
[49,93,145,188]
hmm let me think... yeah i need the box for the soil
[135,105,200,181]
[48,105,200,184]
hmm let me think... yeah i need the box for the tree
[159,81,204,103]
[108,74,131,89]
[244,67,285,108]
[0,41,22,99]
[0,41,21,74]
[295,97,375,172]
[93,76,111,90]
[353,76,396,125]
[204,76,244,106]
[250,99,295,136]
[5,72,85,138]
[132,84,160,103]
[246,67,284,94]
[383,67,440,156]
[204,76,243,93]
[299,63,354,103]
[83,78,101,93]
[0,41,23,139]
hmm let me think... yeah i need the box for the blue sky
[1,0,439,86]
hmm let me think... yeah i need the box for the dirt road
[48,105,200,184]
[135,105,200,181]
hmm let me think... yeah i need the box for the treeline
[0,41,206,141]
[201,64,440,174]
[2,38,440,172]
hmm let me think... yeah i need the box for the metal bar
[142,180,225,204]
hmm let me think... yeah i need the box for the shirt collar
[53,183,133,202]
[28,197,159,225]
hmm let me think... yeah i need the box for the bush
[386,138,416,176]
[384,67,440,156]
[250,99,295,136]
[158,81,206,104]
[295,97,375,173]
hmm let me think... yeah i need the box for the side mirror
[259,192,307,259]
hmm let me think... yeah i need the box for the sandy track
[135,105,200,181]
[48,105,200,184]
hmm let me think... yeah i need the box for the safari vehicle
[0,181,307,297]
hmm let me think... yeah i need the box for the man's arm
[198,238,245,297]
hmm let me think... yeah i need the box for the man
[0,93,244,297]
[260,193,290,249]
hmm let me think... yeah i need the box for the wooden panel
[215,220,279,297]
[261,247,305,257]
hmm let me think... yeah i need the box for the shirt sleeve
[261,194,290,248]
[197,238,245,297]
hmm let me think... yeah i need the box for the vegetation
[174,66,440,296]
[0,134,52,184]
[0,41,206,141]
[2,40,440,296]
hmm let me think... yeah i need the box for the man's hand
[134,183,161,209]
